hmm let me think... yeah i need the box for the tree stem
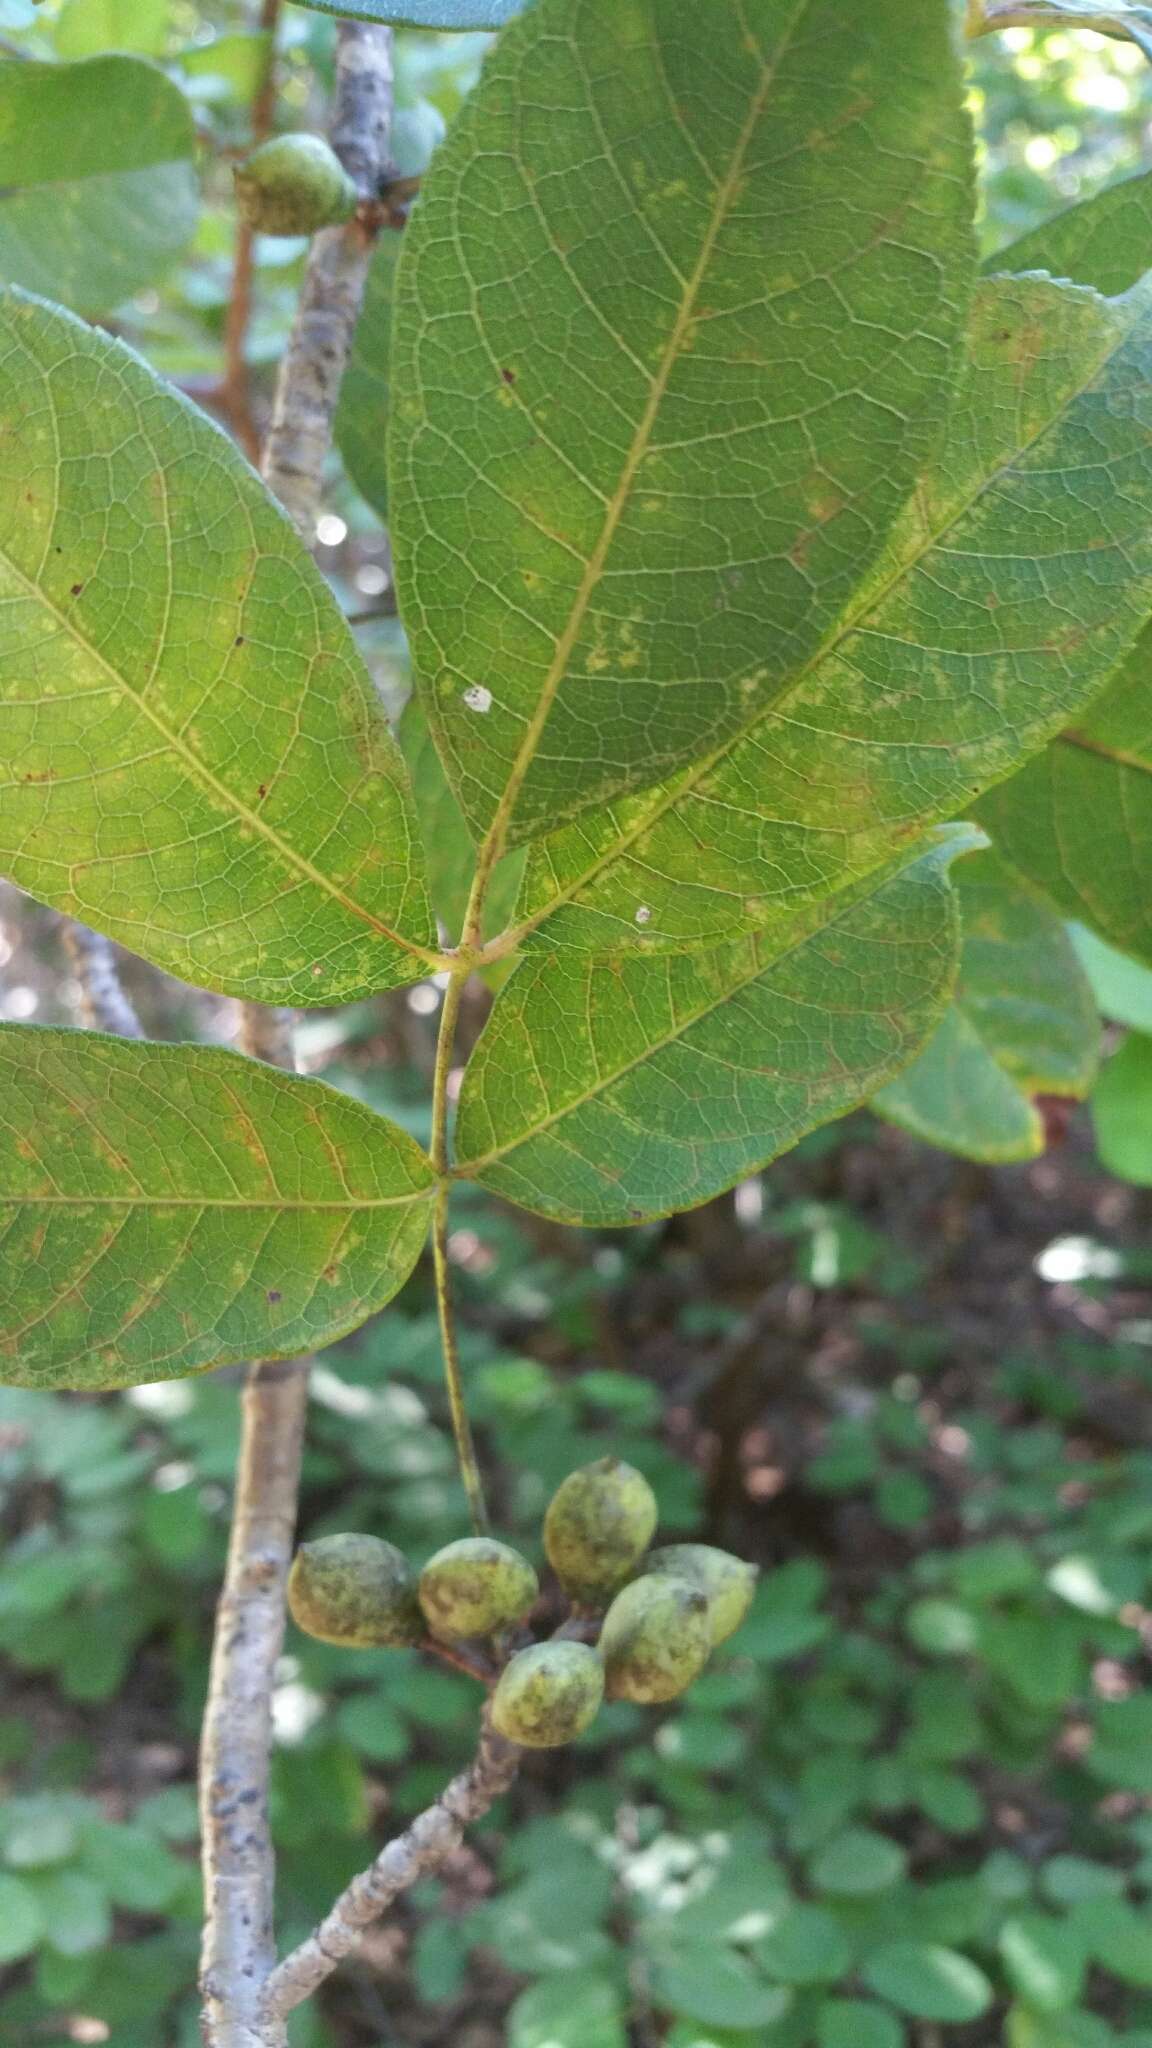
[261,21,396,539]
[223,0,282,461]
[261,1726,520,2021]
[199,22,397,2045]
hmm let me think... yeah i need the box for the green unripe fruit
[544,1456,658,1605]
[490,1641,604,1748]
[645,1544,758,1647]
[418,1537,538,1642]
[600,1574,712,1703]
[234,135,359,237]
[287,1533,423,1648]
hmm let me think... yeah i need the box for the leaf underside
[0,1028,436,1392]
[0,290,436,1005]
[390,0,976,850]
[513,273,1152,954]
[0,58,199,314]
[875,850,1099,1163]
[986,165,1152,299]
[453,830,978,1226]
[291,0,524,24]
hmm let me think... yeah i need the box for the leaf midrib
[508,283,1135,948]
[472,0,797,870]
[0,539,438,969]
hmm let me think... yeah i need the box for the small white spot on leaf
[463,684,492,714]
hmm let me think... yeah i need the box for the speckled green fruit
[543,1457,658,1605]
[418,1537,538,1642]
[600,1574,712,1703]
[646,1544,758,1647]
[234,135,358,236]
[490,1641,604,1748]
[287,1533,423,1648]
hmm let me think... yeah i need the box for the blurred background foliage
[2,9,1152,2047]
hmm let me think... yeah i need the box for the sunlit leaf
[0,58,197,313]
[391,0,975,849]
[0,1027,436,1392]
[453,830,977,1226]
[0,289,436,1004]
[513,275,1152,952]
[54,0,168,58]
[875,852,1099,1162]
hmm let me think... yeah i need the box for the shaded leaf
[514,274,1152,954]
[399,697,524,944]
[979,634,1152,967]
[875,851,1098,1162]
[0,289,436,1004]
[1000,1913,1086,2014]
[0,1026,435,1391]
[1092,1034,1152,1186]
[755,1904,852,1986]
[986,167,1152,298]
[0,58,197,313]
[809,1830,906,1897]
[650,1939,792,2031]
[508,1970,627,2048]
[817,2001,904,2048]
[454,832,975,1225]
[337,236,398,522]
[0,1871,45,1963]
[391,0,975,848]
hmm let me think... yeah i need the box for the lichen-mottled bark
[63,923,144,1038]
[261,21,395,539]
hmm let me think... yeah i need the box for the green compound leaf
[978,635,1152,967]
[986,167,1152,298]
[390,0,975,849]
[294,0,524,25]
[0,289,437,1005]
[0,58,198,315]
[0,1027,436,1392]
[862,1943,993,2023]
[999,1913,1086,2015]
[512,273,1152,953]
[874,851,1099,1163]
[453,830,976,1226]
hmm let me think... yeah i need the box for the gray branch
[262,1726,521,2021]
[63,923,144,1039]
[261,21,396,538]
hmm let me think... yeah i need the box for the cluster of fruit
[287,1457,757,1749]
